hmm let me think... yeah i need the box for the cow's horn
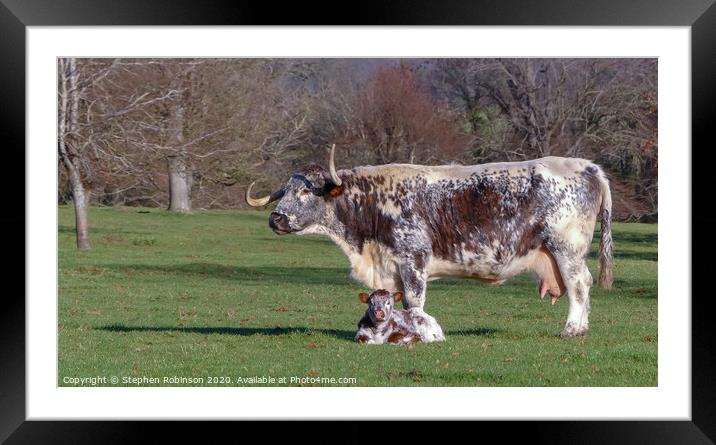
[329,143,342,186]
[245,181,285,207]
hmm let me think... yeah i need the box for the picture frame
[5,0,712,441]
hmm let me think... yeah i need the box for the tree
[58,58,91,249]
[57,58,120,248]
[82,59,234,212]
[340,64,471,165]
[164,63,194,213]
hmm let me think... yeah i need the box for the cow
[354,289,445,345]
[246,145,613,337]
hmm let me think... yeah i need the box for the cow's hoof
[560,326,588,338]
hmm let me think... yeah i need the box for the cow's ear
[358,292,370,304]
[325,182,344,198]
[393,292,403,302]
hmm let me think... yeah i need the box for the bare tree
[81,59,235,211]
[201,59,320,203]
[336,64,471,165]
[57,58,118,249]
[165,64,193,212]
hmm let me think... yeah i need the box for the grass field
[58,205,657,386]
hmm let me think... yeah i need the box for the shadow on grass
[59,224,149,236]
[611,231,658,245]
[592,229,657,262]
[594,227,657,244]
[445,327,501,337]
[97,324,501,342]
[97,324,355,341]
[102,263,351,285]
[614,250,658,262]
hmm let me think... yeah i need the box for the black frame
[3,0,713,442]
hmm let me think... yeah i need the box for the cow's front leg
[398,263,427,310]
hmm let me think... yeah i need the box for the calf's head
[245,144,344,235]
[359,289,403,324]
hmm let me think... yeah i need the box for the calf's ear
[393,292,403,302]
[358,292,370,304]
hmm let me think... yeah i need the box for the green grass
[58,205,657,387]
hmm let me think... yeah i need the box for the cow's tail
[596,167,613,289]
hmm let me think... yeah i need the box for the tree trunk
[70,169,91,250]
[167,155,191,212]
[166,103,191,212]
[58,57,91,249]
[59,133,91,249]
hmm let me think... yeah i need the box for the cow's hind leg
[546,230,595,337]
[555,257,593,337]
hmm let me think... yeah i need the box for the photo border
[5,0,713,441]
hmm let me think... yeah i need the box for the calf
[355,289,445,345]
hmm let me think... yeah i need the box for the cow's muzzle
[269,212,292,234]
